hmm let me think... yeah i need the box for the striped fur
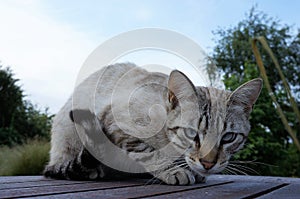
[44,63,262,185]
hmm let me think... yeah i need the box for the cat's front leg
[155,167,197,185]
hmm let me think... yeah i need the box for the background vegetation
[0,7,299,177]
[0,65,52,175]
[0,66,52,146]
[0,139,50,176]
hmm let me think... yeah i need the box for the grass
[0,139,50,176]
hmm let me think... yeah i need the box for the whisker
[144,177,157,186]
[226,167,240,175]
[230,159,278,167]
[171,162,188,170]
[226,165,248,176]
[223,167,238,175]
[224,170,233,175]
[223,169,233,175]
[228,163,260,175]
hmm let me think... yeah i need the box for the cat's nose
[200,159,216,170]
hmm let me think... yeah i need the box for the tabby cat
[44,63,262,185]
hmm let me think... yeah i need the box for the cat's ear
[168,70,197,109]
[69,109,95,123]
[228,78,263,114]
[69,110,75,122]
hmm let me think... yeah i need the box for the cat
[44,63,262,185]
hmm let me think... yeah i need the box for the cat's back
[73,63,168,116]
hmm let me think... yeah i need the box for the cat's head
[166,70,262,176]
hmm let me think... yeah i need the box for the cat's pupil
[193,133,200,148]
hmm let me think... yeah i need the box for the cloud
[0,0,101,113]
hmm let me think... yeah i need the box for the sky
[0,0,299,114]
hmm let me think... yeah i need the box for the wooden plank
[257,184,300,199]
[141,181,284,199]
[0,175,299,199]
[0,181,145,199]
[0,176,47,184]
[27,181,233,199]
[1,175,298,184]
[0,179,92,190]
[209,175,300,184]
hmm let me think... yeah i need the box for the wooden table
[0,175,299,198]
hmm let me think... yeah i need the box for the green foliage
[0,65,53,146]
[213,7,300,177]
[0,139,50,175]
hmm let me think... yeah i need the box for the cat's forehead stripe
[196,87,229,134]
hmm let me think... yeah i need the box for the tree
[0,65,52,146]
[212,7,300,177]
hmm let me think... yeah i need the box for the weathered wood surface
[0,175,299,199]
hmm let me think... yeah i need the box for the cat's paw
[194,173,206,183]
[158,168,196,185]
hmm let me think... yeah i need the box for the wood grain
[0,175,299,199]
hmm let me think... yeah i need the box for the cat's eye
[184,128,198,139]
[221,132,237,144]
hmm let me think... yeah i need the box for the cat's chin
[190,166,220,177]
[193,168,213,176]
[195,171,211,177]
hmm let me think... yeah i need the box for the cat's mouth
[184,157,210,176]
[185,157,228,176]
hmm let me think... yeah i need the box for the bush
[0,139,50,176]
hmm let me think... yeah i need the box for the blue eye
[184,128,198,139]
[221,132,237,144]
